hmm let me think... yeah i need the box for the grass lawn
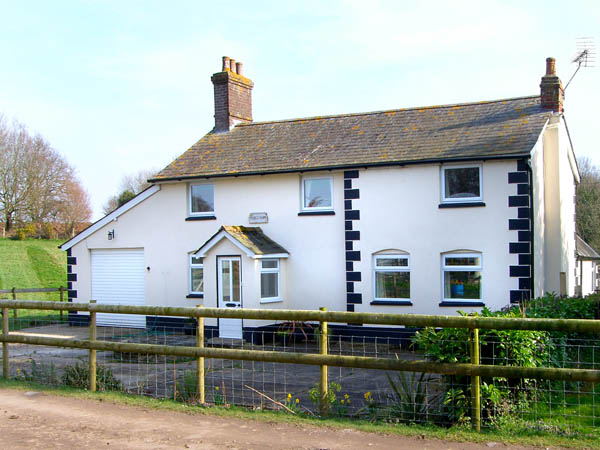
[0,238,67,327]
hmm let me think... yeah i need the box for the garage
[91,249,146,328]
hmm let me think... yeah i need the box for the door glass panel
[222,260,231,302]
[232,260,240,303]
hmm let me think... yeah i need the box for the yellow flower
[344,394,349,399]
[340,399,345,404]
[215,386,219,391]
[295,398,300,404]
[364,391,371,400]
[287,393,292,400]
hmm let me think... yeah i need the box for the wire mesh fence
[1,301,599,438]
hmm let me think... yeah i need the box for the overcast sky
[1,0,598,220]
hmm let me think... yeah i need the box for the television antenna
[564,37,595,91]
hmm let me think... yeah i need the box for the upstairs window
[442,253,482,301]
[189,183,214,215]
[260,259,280,302]
[190,256,204,294]
[442,165,482,203]
[302,176,333,211]
[374,255,410,300]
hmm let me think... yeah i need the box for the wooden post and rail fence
[0,287,67,320]
[1,299,600,431]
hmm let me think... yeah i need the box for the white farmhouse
[60,56,586,339]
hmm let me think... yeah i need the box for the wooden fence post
[11,288,17,320]
[89,300,97,392]
[196,304,205,404]
[2,307,8,379]
[59,286,64,320]
[319,306,328,416]
[471,328,481,431]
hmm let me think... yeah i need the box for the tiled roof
[195,226,289,257]
[152,96,551,181]
[576,235,600,260]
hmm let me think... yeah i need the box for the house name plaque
[249,212,268,224]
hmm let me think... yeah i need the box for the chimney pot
[236,62,243,76]
[211,57,253,132]
[540,56,563,113]
[546,57,556,76]
[222,56,230,72]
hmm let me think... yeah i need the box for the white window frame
[188,183,215,216]
[301,176,334,211]
[441,164,483,203]
[373,254,410,301]
[189,255,204,295]
[442,252,482,302]
[260,258,281,303]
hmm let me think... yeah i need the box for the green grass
[0,379,599,449]
[0,238,67,327]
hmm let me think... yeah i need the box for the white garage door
[91,249,146,328]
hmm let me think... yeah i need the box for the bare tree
[57,178,92,238]
[0,114,89,238]
[102,168,157,215]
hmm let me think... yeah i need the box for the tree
[102,169,157,215]
[57,178,92,238]
[576,157,600,252]
[0,114,91,238]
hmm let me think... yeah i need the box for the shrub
[61,362,122,391]
[412,307,553,425]
[175,370,199,403]
[40,222,56,239]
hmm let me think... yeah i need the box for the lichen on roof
[223,226,288,256]
[152,95,551,181]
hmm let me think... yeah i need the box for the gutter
[149,153,533,184]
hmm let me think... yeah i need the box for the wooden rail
[0,287,67,320]
[1,299,599,430]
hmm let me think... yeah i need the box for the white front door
[218,256,243,339]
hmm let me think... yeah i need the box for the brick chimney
[540,57,564,112]
[211,56,254,132]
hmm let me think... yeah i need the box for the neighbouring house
[60,56,583,339]
[575,235,600,296]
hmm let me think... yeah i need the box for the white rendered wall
[542,116,578,296]
[70,159,529,321]
[352,161,519,314]
[530,133,546,296]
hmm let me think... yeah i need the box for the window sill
[260,298,283,304]
[439,301,485,307]
[370,300,412,306]
[186,293,204,299]
[186,215,217,221]
[439,202,485,209]
[298,211,335,216]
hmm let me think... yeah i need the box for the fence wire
[2,308,599,437]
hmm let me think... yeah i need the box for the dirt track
[0,389,558,450]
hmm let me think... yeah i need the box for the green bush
[175,370,199,403]
[412,307,553,425]
[61,362,122,391]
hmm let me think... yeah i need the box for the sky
[1,0,598,220]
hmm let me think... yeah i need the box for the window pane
[191,256,203,265]
[221,260,230,302]
[445,167,480,199]
[304,178,332,208]
[444,271,481,299]
[376,257,408,267]
[261,272,279,298]
[375,272,410,299]
[191,184,214,213]
[191,268,203,292]
[445,256,480,267]
[232,260,240,302]
[262,260,278,269]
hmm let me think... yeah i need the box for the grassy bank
[0,238,67,326]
